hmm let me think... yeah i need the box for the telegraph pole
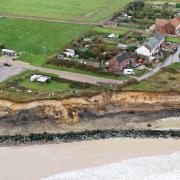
[42,46,47,61]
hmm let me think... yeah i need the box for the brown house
[107,51,130,73]
[156,17,180,36]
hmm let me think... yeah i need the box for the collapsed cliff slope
[0,91,179,135]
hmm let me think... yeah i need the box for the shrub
[77,48,95,59]
[126,45,137,52]
[168,76,176,81]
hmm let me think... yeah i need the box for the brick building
[107,51,130,73]
[156,17,180,36]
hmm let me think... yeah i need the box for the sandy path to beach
[0,138,180,180]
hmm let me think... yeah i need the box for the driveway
[138,44,180,81]
[0,56,124,85]
[16,61,124,85]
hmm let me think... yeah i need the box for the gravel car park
[0,60,25,83]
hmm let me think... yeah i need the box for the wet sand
[0,138,180,180]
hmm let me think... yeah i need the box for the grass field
[123,63,180,92]
[0,18,131,79]
[0,18,93,65]
[166,36,180,43]
[0,0,132,22]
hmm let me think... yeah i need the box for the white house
[2,49,16,57]
[136,46,152,57]
[107,34,119,39]
[136,33,165,57]
[62,49,75,58]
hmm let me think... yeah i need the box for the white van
[123,69,134,75]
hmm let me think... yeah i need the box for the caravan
[123,69,134,75]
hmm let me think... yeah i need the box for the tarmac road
[0,56,124,85]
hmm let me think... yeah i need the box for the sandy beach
[0,138,180,180]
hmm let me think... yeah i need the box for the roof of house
[83,38,93,42]
[114,51,130,63]
[156,19,169,27]
[171,17,180,27]
[154,32,165,41]
[37,76,51,83]
[156,17,180,28]
[30,75,41,81]
[2,49,15,53]
[144,33,165,51]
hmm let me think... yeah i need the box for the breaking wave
[42,151,180,180]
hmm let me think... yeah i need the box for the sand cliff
[0,91,179,124]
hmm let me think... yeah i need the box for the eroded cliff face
[0,91,180,124]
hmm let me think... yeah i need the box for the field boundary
[0,13,100,26]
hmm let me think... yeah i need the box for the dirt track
[0,13,100,26]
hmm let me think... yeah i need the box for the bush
[126,45,137,52]
[77,48,95,59]
[168,76,176,81]
[176,3,180,8]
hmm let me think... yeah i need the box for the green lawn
[166,36,180,43]
[0,70,104,101]
[0,18,130,80]
[20,79,70,92]
[4,71,71,92]
[123,63,180,92]
[134,69,150,77]
[0,0,133,22]
[0,18,93,65]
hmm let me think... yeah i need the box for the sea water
[42,151,180,180]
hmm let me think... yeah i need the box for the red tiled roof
[170,17,180,27]
[156,17,180,28]
[156,19,169,27]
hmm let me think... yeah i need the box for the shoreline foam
[0,138,180,180]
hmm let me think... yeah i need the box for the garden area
[0,18,143,80]
[48,30,148,76]
[0,71,103,101]
[111,1,179,30]
[123,63,180,92]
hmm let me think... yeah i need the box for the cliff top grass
[123,63,180,93]
[0,70,104,102]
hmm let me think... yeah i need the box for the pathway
[0,13,100,26]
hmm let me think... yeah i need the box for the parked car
[4,63,12,67]
[131,63,139,68]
